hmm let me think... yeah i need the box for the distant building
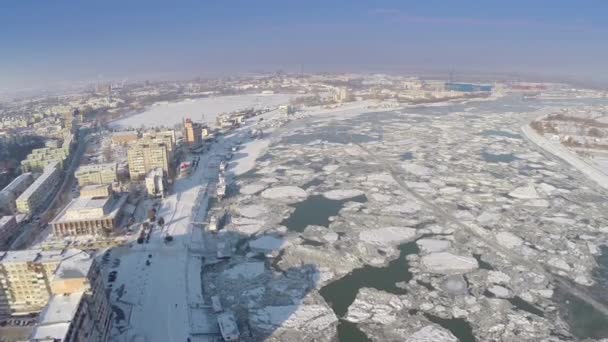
[21,146,69,173]
[16,162,61,215]
[334,87,349,102]
[49,195,126,237]
[127,143,170,180]
[145,167,165,197]
[75,163,117,186]
[184,118,202,145]
[0,216,17,249]
[29,251,112,342]
[141,130,176,155]
[201,125,212,138]
[0,173,34,214]
[80,184,112,199]
[445,82,493,93]
[111,131,138,146]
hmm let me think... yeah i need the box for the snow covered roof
[30,292,85,341]
[0,248,83,264]
[52,250,93,280]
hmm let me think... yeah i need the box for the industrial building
[145,167,165,197]
[127,143,170,180]
[75,163,117,186]
[16,162,61,215]
[184,118,203,145]
[0,172,33,214]
[0,216,17,249]
[445,82,493,93]
[27,251,112,342]
[49,194,127,237]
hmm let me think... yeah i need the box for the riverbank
[521,117,608,191]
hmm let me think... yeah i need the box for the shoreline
[521,115,608,191]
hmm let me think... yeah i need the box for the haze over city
[2,0,608,93]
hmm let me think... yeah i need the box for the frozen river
[223,94,608,341]
[110,93,294,129]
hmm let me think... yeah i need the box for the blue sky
[1,0,607,90]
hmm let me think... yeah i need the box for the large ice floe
[420,252,479,274]
[261,186,308,203]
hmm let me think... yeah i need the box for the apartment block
[0,216,17,249]
[75,163,117,186]
[21,140,71,173]
[29,251,112,341]
[142,130,176,153]
[127,143,169,180]
[0,173,33,214]
[0,248,82,315]
[16,162,61,215]
[184,118,202,145]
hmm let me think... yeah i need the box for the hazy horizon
[2,0,607,92]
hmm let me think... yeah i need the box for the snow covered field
[110,93,294,129]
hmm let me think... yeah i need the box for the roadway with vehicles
[9,131,89,249]
[106,130,246,342]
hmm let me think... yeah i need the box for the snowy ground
[107,136,237,342]
[110,93,294,129]
[106,103,296,342]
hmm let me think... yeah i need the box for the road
[108,132,240,342]
[9,131,89,249]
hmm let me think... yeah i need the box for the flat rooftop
[0,248,84,264]
[75,162,117,173]
[1,172,32,193]
[52,251,93,281]
[30,292,84,341]
[17,161,60,201]
[50,194,127,224]
[0,215,15,228]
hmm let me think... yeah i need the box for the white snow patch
[249,235,288,253]
[233,139,271,176]
[495,232,524,249]
[370,193,392,202]
[240,183,266,195]
[421,252,479,274]
[322,189,364,200]
[223,262,266,280]
[261,186,308,203]
[237,204,267,218]
[488,285,511,298]
[111,94,293,129]
[383,202,421,214]
[406,325,458,342]
[402,164,433,176]
[509,184,540,199]
[416,239,451,253]
[359,227,417,245]
[251,304,337,332]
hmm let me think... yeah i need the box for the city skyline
[2,0,608,93]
